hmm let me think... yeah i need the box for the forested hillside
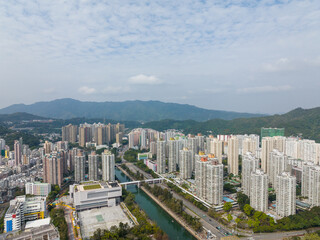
[143,107,320,142]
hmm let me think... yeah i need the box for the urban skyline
[0,0,319,238]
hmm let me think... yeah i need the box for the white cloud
[128,74,162,85]
[237,85,293,94]
[78,86,96,95]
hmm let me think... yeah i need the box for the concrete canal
[115,168,196,240]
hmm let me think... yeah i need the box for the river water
[115,168,196,240]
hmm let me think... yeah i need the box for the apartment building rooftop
[75,181,120,192]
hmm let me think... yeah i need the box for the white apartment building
[301,161,315,197]
[187,137,198,171]
[242,152,259,196]
[301,162,320,206]
[195,156,223,205]
[206,158,223,205]
[309,166,320,207]
[195,154,208,200]
[74,154,85,182]
[179,148,192,179]
[276,172,296,217]
[286,138,320,164]
[102,150,115,182]
[268,150,288,188]
[168,139,178,172]
[250,169,268,212]
[157,141,166,174]
[88,152,99,181]
[140,129,147,149]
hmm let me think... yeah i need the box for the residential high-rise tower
[88,151,99,181]
[276,172,296,217]
[102,150,115,181]
[228,136,239,175]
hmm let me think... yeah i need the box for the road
[0,202,9,218]
[159,183,229,239]
[251,228,320,240]
[64,206,76,240]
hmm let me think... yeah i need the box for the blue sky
[0,0,319,114]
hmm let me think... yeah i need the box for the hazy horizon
[1,1,319,114]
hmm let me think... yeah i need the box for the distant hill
[0,112,48,123]
[0,98,265,122]
[143,107,320,142]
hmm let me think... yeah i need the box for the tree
[227,214,233,222]
[235,218,241,226]
[243,204,254,216]
[208,209,218,218]
[268,193,276,202]
[223,202,232,212]
[237,192,250,210]
[303,233,320,240]
[224,183,237,193]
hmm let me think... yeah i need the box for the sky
[0,0,320,114]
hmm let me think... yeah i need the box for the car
[216,227,221,230]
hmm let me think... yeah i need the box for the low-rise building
[25,182,51,197]
[4,196,47,233]
[144,159,157,172]
[0,222,59,240]
[69,181,122,211]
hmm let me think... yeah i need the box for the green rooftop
[83,184,102,190]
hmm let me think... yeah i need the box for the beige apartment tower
[62,124,78,143]
[228,136,239,175]
[43,152,63,186]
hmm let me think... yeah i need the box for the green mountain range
[0,98,264,121]
[143,107,320,142]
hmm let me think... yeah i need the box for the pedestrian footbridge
[120,178,164,188]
